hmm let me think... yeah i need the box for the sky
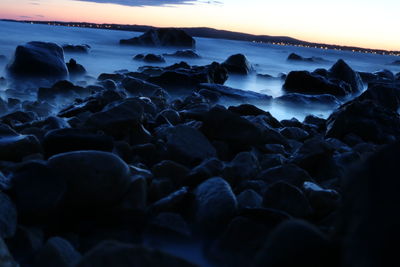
[0,0,399,50]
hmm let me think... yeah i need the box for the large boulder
[222,54,253,74]
[120,28,196,48]
[0,134,42,162]
[47,151,131,209]
[329,59,364,93]
[6,41,68,83]
[38,80,91,102]
[355,82,400,111]
[34,237,81,267]
[66,59,86,78]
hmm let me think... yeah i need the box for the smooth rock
[222,54,253,74]
[0,193,17,239]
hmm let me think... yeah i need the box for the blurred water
[0,21,399,120]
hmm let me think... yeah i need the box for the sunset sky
[1,0,399,50]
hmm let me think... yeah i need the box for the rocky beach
[0,24,399,267]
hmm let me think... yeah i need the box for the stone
[257,164,312,187]
[121,77,163,97]
[0,237,18,267]
[329,59,363,93]
[222,54,253,74]
[280,127,310,141]
[133,53,165,63]
[237,189,263,209]
[34,237,81,267]
[0,134,41,162]
[197,83,272,102]
[0,193,17,239]
[223,151,260,184]
[62,44,90,54]
[275,93,340,107]
[38,80,91,102]
[66,58,86,77]
[164,50,200,58]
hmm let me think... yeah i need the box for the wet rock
[326,99,400,144]
[197,83,272,102]
[34,237,81,267]
[373,69,395,80]
[237,189,263,209]
[0,237,18,267]
[155,109,181,125]
[287,53,325,62]
[0,193,17,239]
[259,153,286,169]
[194,177,237,232]
[119,176,147,211]
[303,181,340,218]
[255,220,334,267]
[164,50,201,58]
[133,53,165,63]
[283,71,352,96]
[150,186,192,214]
[257,164,312,187]
[0,77,6,87]
[222,54,253,74]
[358,71,378,84]
[157,124,216,165]
[0,134,41,162]
[303,115,326,131]
[275,93,340,107]
[48,151,131,209]
[223,151,260,184]
[7,41,68,83]
[185,158,224,187]
[66,58,86,77]
[97,72,125,82]
[355,82,400,111]
[146,212,191,239]
[280,126,309,141]
[62,44,90,54]
[152,160,189,186]
[263,182,312,218]
[43,128,114,157]
[38,80,91,102]
[120,28,196,48]
[121,77,163,97]
[76,241,196,267]
[329,59,363,93]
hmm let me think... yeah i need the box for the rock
[390,60,400,65]
[373,69,395,80]
[303,182,340,218]
[326,99,400,144]
[197,83,272,102]
[329,59,363,93]
[120,28,196,48]
[0,237,18,267]
[119,176,147,211]
[194,177,237,232]
[152,160,189,186]
[34,237,81,267]
[66,58,86,77]
[164,50,200,58]
[259,153,286,169]
[121,77,163,97]
[200,106,267,148]
[146,212,191,239]
[7,41,68,83]
[283,71,352,96]
[133,53,165,63]
[62,44,90,54]
[257,164,312,187]
[287,53,325,62]
[255,220,333,267]
[97,73,125,82]
[355,82,400,111]
[303,115,326,131]
[147,62,228,90]
[0,77,6,87]
[222,54,253,74]
[337,142,400,267]
[185,158,224,187]
[150,186,192,214]
[48,151,131,209]
[275,93,340,107]
[0,193,17,239]
[223,151,260,184]
[237,189,263,209]
[280,127,309,141]
[38,80,91,102]
[157,125,216,165]
[10,161,66,219]
[358,71,379,83]
[155,109,181,125]
[0,134,41,162]
[43,128,114,157]
[263,182,312,218]
[76,241,196,267]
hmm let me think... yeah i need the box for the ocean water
[0,20,399,120]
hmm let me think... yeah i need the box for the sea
[0,20,399,120]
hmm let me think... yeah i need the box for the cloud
[74,0,222,7]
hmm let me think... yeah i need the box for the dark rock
[255,220,333,267]
[76,241,196,267]
[326,99,400,144]
[146,212,191,239]
[373,69,395,80]
[329,59,363,93]
[0,237,18,266]
[355,82,400,111]
[66,58,86,77]
[134,53,166,63]
[0,77,6,87]
[0,55,7,63]
[222,54,253,74]
[119,176,147,211]
[150,186,192,214]
[283,71,352,96]
[287,53,326,62]
[155,109,181,125]
[34,237,81,267]
[120,28,196,48]
[223,151,260,184]
[303,115,326,131]
[228,104,282,127]
[97,73,125,82]
[197,83,272,102]
[303,181,340,218]
[257,164,312,187]
[0,133,41,162]
[280,127,309,141]
[194,177,237,232]
[98,79,117,90]
[198,89,221,103]
[275,93,340,107]
[237,189,263,209]
[358,71,378,84]
[164,50,201,58]
[390,60,400,65]
[48,151,131,209]
[38,80,91,102]
[185,158,224,187]
[156,124,216,165]
[121,77,163,97]
[0,193,17,239]
[263,182,312,218]
[259,153,286,169]
[43,128,114,157]
[62,44,90,54]
[152,160,189,186]
[6,41,68,83]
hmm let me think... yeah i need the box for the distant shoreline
[2,19,400,57]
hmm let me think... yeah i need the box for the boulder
[280,127,310,141]
[76,241,196,267]
[0,237,18,267]
[287,53,325,62]
[0,134,41,162]
[133,53,165,63]
[0,193,17,239]
[7,41,68,83]
[194,177,237,232]
[164,50,200,58]
[329,59,363,93]
[62,44,90,54]
[222,54,253,74]
[355,82,400,111]
[257,164,312,187]
[38,80,91,102]
[48,151,131,209]
[121,77,163,97]
[275,93,340,107]
[223,151,260,184]
[34,237,81,267]
[66,59,86,77]
[120,28,196,48]
[197,83,272,102]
